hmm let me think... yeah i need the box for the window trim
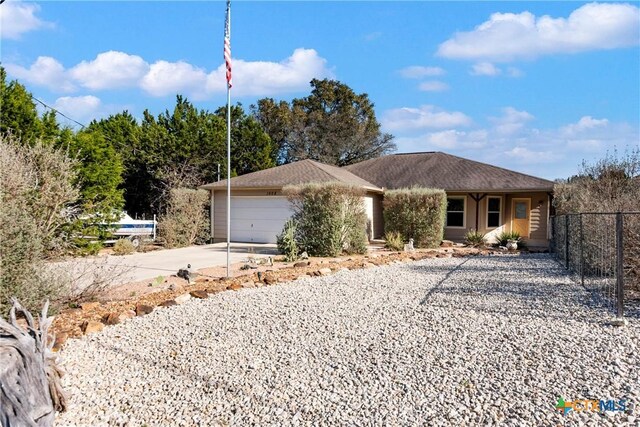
[445,196,466,229]
[486,196,503,230]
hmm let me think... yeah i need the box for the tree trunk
[0,300,66,426]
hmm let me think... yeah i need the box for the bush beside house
[282,182,368,257]
[158,188,210,248]
[383,188,447,248]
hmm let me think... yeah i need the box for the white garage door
[230,197,293,243]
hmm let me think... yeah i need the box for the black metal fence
[550,212,640,317]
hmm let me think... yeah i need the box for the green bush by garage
[280,182,368,258]
[383,188,447,248]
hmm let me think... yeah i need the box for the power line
[31,95,87,129]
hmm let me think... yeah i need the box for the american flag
[224,0,232,88]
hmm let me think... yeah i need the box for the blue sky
[2,1,639,179]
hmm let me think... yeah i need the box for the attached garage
[211,192,293,244]
[229,197,292,243]
[201,159,384,245]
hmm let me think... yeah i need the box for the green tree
[70,130,124,216]
[252,78,396,166]
[0,66,66,146]
[216,104,276,175]
[87,112,147,215]
[1,67,42,143]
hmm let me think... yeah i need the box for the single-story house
[201,152,555,247]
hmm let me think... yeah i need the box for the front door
[511,198,531,237]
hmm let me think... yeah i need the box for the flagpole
[226,80,231,278]
[225,0,232,278]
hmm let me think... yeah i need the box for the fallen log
[0,299,66,426]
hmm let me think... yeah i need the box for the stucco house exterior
[201,152,555,247]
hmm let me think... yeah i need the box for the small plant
[464,229,486,247]
[384,231,405,251]
[495,231,522,246]
[113,238,136,255]
[277,219,299,262]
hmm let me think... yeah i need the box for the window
[487,197,501,228]
[446,197,465,227]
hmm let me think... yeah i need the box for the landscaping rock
[57,255,640,426]
[80,302,100,311]
[318,268,332,276]
[174,293,192,304]
[169,283,185,293]
[227,283,243,291]
[294,261,311,268]
[189,290,208,299]
[159,300,178,307]
[80,321,103,335]
[441,240,454,247]
[103,312,121,325]
[118,310,136,322]
[135,304,153,316]
[53,332,68,351]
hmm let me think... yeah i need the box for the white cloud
[53,95,102,123]
[399,66,446,79]
[437,2,640,62]
[0,0,53,39]
[206,48,334,97]
[5,48,333,99]
[5,56,75,92]
[490,107,535,135]
[70,51,149,90]
[393,108,638,178]
[470,62,502,76]
[504,147,554,163]
[382,105,473,131]
[561,115,609,136]
[395,129,488,152]
[141,60,208,98]
[418,80,449,92]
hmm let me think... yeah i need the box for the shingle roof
[344,152,554,191]
[201,159,382,191]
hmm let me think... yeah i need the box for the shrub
[277,219,299,262]
[113,238,136,255]
[383,188,447,248]
[464,229,486,247]
[158,188,210,248]
[554,148,639,214]
[0,135,79,316]
[384,231,405,251]
[283,182,368,257]
[495,231,521,246]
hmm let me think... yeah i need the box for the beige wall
[444,192,550,247]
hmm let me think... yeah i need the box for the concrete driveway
[57,243,278,287]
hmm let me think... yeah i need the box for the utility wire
[31,95,87,129]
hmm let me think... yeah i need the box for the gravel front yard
[57,254,639,426]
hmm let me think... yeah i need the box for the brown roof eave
[444,188,554,193]
[203,184,384,193]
